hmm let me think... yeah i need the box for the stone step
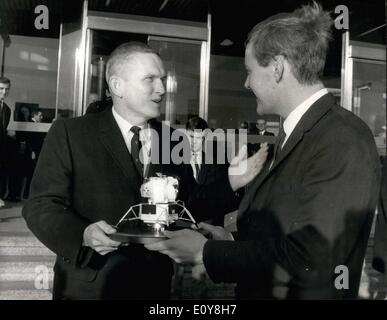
[0,272,54,282]
[0,236,47,247]
[0,255,56,263]
[0,289,52,300]
[0,280,53,291]
[0,260,55,275]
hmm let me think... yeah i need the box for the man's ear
[108,76,123,98]
[272,55,285,83]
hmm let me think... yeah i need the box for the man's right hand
[195,222,234,241]
[83,220,122,255]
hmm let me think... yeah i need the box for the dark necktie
[130,126,143,177]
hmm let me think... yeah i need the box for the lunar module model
[109,174,198,244]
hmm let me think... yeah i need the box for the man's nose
[244,77,251,90]
[155,79,165,96]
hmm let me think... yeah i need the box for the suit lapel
[238,93,336,218]
[98,109,142,194]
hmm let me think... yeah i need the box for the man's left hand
[145,229,207,264]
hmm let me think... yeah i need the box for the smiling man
[146,3,381,299]
[22,42,267,300]
[22,42,173,299]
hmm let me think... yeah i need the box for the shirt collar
[283,88,329,141]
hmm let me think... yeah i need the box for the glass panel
[148,38,201,126]
[207,55,281,135]
[56,19,84,120]
[85,30,147,115]
[352,60,386,156]
[4,35,58,128]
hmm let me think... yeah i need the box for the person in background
[239,121,249,132]
[24,110,46,199]
[85,90,113,114]
[0,77,11,208]
[185,116,231,225]
[146,2,381,299]
[256,119,273,136]
[249,119,275,159]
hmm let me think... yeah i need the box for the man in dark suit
[146,3,381,299]
[0,77,11,207]
[185,116,233,225]
[22,42,266,299]
[248,119,275,159]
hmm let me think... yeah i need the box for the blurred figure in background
[185,116,230,225]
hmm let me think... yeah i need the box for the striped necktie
[130,126,143,177]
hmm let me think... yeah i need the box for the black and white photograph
[0,0,386,307]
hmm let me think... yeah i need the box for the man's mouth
[151,98,163,103]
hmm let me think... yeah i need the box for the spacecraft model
[109,174,198,244]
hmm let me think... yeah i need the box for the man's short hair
[246,1,333,85]
[0,77,11,85]
[105,42,157,82]
[186,116,208,131]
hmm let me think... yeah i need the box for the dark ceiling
[0,0,385,59]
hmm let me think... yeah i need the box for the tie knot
[130,126,141,136]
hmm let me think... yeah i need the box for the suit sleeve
[203,129,381,285]
[22,120,93,267]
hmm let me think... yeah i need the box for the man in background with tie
[22,42,266,299]
[248,118,275,159]
[185,116,232,225]
[0,77,11,208]
[146,3,381,299]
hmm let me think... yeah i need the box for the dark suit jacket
[22,108,236,299]
[203,93,381,299]
[373,158,387,274]
[187,149,235,224]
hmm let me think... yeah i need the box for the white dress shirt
[112,107,151,177]
[281,88,329,148]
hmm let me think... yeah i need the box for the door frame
[83,10,210,119]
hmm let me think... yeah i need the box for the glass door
[148,36,203,126]
[341,34,386,157]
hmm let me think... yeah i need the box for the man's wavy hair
[246,1,333,85]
